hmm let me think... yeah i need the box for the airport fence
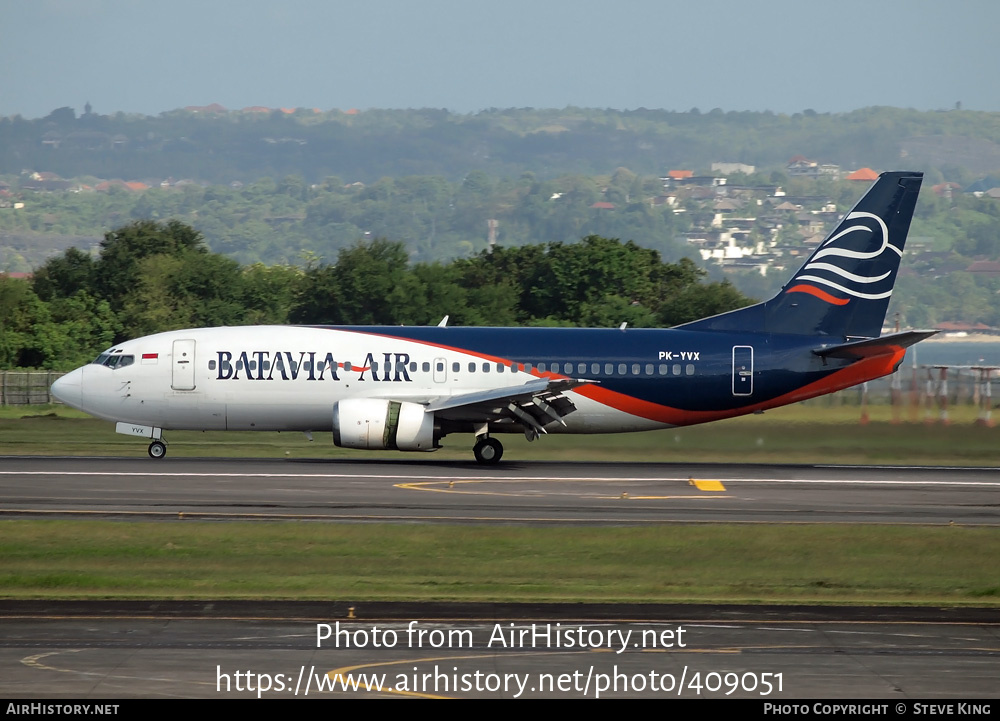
[1,367,998,423]
[0,371,66,405]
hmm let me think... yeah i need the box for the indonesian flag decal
[141,353,158,364]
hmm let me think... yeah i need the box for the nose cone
[51,367,83,409]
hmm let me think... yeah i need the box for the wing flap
[424,377,594,435]
[423,377,592,413]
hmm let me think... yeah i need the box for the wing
[423,377,594,440]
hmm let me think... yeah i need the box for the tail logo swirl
[786,211,900,305]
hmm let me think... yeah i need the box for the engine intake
[333,398,436,451]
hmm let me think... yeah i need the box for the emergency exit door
[732,345,753,396]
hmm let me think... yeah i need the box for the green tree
[119,251,247,338]
[32,247,96,301]
[0,276,39,367]
[94,219,207,307]
[290,239,424,325]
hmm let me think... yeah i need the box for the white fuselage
[54,326,663,436]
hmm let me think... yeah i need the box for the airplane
[51,171,933,464]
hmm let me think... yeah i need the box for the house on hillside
[846,167,879,181]
[786,156,841,179]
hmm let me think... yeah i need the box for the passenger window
[659,364,668,375]
[422,362,430,372]
[344,362,352,372]
[605,363,613,374]
[371,361,379,374]
[631,363,640,375]
[591,363,600,374]
[452,362,460,372]
[511,364,519,374]
[482,362,490,373]
[673,364,681,375]
[497,363,505,373]
[645,363,654,375]
[209,360,217,370]
[618,363,627,375]
[578,362,586,374]
[436,362,444,372]
[469,362,476,372]
[537,362,546,373]
[686,364,695,376]
[410,362,417,372]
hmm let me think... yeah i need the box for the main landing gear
[473,436,503,465]
[148,440,167,459]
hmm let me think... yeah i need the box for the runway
[2,457,998,698]
[1,456,998,525]
[2,602,998,699]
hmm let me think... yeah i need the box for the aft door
[172,339,196,391]
[732,345,753,397]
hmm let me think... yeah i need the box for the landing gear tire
[473,437,503,465]
[148,440,167,459]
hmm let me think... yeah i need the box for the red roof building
[846,167,879,181]
[966,260,1000,274]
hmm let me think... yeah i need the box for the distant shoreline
[923,333,1000,344]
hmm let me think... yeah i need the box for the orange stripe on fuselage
[337,327,905,428]
[574,348,906,426]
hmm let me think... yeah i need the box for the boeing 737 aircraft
[52,171,932,463]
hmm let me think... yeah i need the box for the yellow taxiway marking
[690,479,727,492]
[22,649,213,687]
[397,478,728,497]
[596,495,731,500]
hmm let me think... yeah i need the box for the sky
[2,0,999,119]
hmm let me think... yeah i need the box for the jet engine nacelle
[333,398,436,451]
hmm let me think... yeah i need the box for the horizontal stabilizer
[812,330,938,360]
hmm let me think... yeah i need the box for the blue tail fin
[679,171,923,338]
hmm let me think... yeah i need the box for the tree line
[0,170,687,269]
[1,220,752,369]
[4,105,1000,186]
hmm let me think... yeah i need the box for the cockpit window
[92,353,135,369]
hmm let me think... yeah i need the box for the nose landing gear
[148,440,167,459]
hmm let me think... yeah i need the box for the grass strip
[4,404,1000,465]
[1,520,997,605]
